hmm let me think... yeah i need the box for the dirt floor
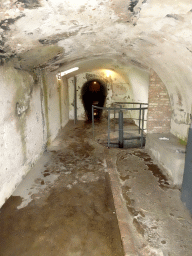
[0,119,192,256]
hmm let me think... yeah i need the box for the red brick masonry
[147,70,172,133]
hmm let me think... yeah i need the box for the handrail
[92,105,148,111]
[113,102,148,105]
[111,102,148,135]
[92,102,148,148]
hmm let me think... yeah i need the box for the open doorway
[81,79,107,121]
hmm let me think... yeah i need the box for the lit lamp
[56,67,79,79]
[106,70,112,78]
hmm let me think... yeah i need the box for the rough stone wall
[147,70,172,133]
[0,64,69,208]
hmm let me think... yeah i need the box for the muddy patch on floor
[0,178,123,256]
[0,122,123,256]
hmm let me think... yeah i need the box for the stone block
[145,133,185,186]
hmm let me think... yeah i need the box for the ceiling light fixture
[56,67,79,79]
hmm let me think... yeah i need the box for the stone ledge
[145,133,186,187]
[105,156,138,256]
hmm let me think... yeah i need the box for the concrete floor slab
[0,121,123,256]
[0,120,191,256]
[109,148,192,255]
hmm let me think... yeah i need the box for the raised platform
[145,133,186,187]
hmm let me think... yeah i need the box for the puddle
[132,151,151,162]
[132,151,170,188]
[147,163,170,187]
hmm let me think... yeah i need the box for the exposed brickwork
[147,70,172,133]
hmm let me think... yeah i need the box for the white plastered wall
[126,67,149,128]
[127,67,149,104]
[0,65,69,208]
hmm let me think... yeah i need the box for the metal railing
[112,102,148,134]
[92,102,148,148]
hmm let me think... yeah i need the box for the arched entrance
[81,79,107,120]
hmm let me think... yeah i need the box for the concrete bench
[145,133,186,187]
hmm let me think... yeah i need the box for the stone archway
[81,79,107,121]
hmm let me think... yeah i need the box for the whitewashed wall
[127,67,149,104]
[0,64,69,208]
[126,67,149,128]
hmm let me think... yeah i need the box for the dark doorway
[81,79,107,121]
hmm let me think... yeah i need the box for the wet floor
[114,149,192,255]
[0,121,123,256]
[0,119,192,256]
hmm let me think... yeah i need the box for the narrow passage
[1,120,192,256]
[0,121,123,256]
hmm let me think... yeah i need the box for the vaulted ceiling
[0,0,191,69]
[1,0,192,121]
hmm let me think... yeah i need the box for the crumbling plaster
[1,0,192,139]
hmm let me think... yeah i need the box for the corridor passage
[0,120,192,256]
[0,121,123,256]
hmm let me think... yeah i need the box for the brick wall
[147,70,172,133]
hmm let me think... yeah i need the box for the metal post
[141,108,145,147]
[119,110,123,148]
[139,103,141,134]
[74,76,77,124]
[107,110,111,148]
[114,105,116,131]
[92,105,95,139]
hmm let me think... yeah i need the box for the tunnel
[0,0,192,255]
[81,79,107,120]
